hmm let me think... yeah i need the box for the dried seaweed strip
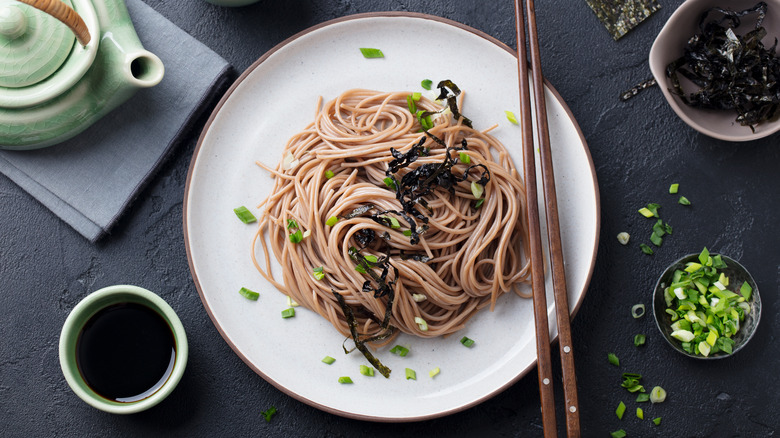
[587,0,661,40]
[620,77,657,101]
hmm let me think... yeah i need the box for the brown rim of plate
[183,11,601,423]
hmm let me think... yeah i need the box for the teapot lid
[0,0,76,88]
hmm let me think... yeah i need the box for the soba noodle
[252,88,531,348]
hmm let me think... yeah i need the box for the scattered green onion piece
[359,48,383,58]
[460,336,475,348]
[383,216,401,229]
[233,206,257,224]
[608,352,620,366]
[325,170,335,179]
[302,229,311,239]
[414,316,428,331]
[322,356,335,365]
[429,367,440,378]
[679,196,691,205]
[281,308,295,319]
[650,232,663,247]
[411,293,427,302]
[636,393,650,402]
[631,304,645,319]
[390,345,409,357]
[286,219,299,229]
[360,365,375,377]
[238,287,259,301]
[406,94,417,114]
[405,368,416,380]
[355,264,367,274]
[421,79,433,90]
[288,229,303,244]
[473,198,485,210]
[636,407,644,420]
[363,255,378,264]
[617,232,630,245]
[261,406,277,422]
[286,295,299,307]
[616,401,626,419]
[653,417,662,425]
[638,207,654,218]
[338,376,353,384]
[471,181,484,199]
[505,110,519,125]
[639,243,654,255]
[669,183,679,194]
[459,152,471,164]
[325,216,339,227]
[634,334,646,347]
[383,177,397,191]
[740,281,753,301]
[650,386,667,403]
[312,266,325,281]
[412,92,421,101]
[610,430,627,438]
[646,203,661,216]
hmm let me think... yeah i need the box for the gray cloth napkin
[0,0,231,242]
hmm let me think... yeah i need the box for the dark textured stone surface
[2,1,779,436]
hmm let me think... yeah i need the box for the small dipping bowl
[648,0,780,141]
[653,253,761,359]
[59,285,188,414]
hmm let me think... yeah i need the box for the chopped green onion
[325,216,339,227]
[617,232,630,245]
[261,406,277,422]
[650,386,667,403]
[421,79,433,90]
[390,345,409,357]
[429,367,440,378]
[281,308,295,319]
[639,243,654,255]
[412,92,421,101]
[740,281,753,301]
[505,110,519,125]
[302,229,311,239]
[473,198,485,209]
[406,94,417,114]
[405,368,416,380]
[363,254,378,264]
[636,393,650,402]
[383,177,397,191]
[325,170,335,179]
[313,266,325,280]
[338,376,353,384]
[653,417,662,425]
[459,152,471,164]
[359,48,384,58]
[322,356,335,365]
[414,316,428,331]
[678,196,691,205]
[411,293,427,302]
[650,231,663,247]
[610,430,627,438]
[669,183,679,194]
[460,336,475,348]
[360,365,374,377]
[288,229,303,244]
[286,219,299,229]
[616,401,626,419]
[402,229,413,237]
[608,352,620,366]
[631,304,645,318]
[238,287,259,301]
[470,181,484,199]
[636,407,644,420]
[638,207,654,218]
[233,206,257,224]
[355,264,367,274]
[286,295,299,307]
[634,334,646,347]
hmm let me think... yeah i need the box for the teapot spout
[125,50,164,88]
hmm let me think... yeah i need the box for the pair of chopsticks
[514,1,581,437]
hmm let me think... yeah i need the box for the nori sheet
[586,0,661,40]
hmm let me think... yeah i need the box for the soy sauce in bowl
[76,302,176,402]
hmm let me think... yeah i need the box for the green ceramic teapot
[0,0,164,150]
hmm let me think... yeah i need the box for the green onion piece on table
[429,367,440,378]
[359,48,383,58]
[322,356,335,365]
[631,304,645,318]
[505,110,519,125]
[669,183,679,194]
[608,352,620,366]
[281,308,295,319]
[650,386,667,403]
[636,393,650,402]
[679,196,691,205]
[238,287,259,301]
[617,232,630,245]
[637,407,644,419]
[390,345,409,357]
[610,430,627,438]
[653,417,662,425]
[405,368,416,380]
[359,365,374,376]
[261,406,277,422]
[634,334,646,347]
[338,376,353,384]
[640,243,654,255]
[460,336,475,347]
[421,79,433,90]
[616,401,626,419]
[233,206,257,224]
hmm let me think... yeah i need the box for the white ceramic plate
[185,13,599,422]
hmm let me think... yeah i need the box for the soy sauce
[76,302,176,402]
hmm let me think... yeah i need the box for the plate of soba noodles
[185,12,599,421]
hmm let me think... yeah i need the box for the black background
[2,0,778,436]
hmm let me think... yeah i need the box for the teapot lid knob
[0,5,27,40]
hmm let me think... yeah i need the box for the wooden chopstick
[514,1,581,437]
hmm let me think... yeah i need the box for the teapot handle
[16,0,91,46]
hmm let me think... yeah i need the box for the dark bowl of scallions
[652,249,761,359]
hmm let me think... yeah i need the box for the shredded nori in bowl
[666,2,780,131]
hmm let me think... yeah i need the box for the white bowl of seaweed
[649,0,780,141]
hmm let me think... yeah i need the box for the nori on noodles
[586,0,661,40]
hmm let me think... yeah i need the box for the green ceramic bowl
[59,285,188,414]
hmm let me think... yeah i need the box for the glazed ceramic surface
[0,0,164,150]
